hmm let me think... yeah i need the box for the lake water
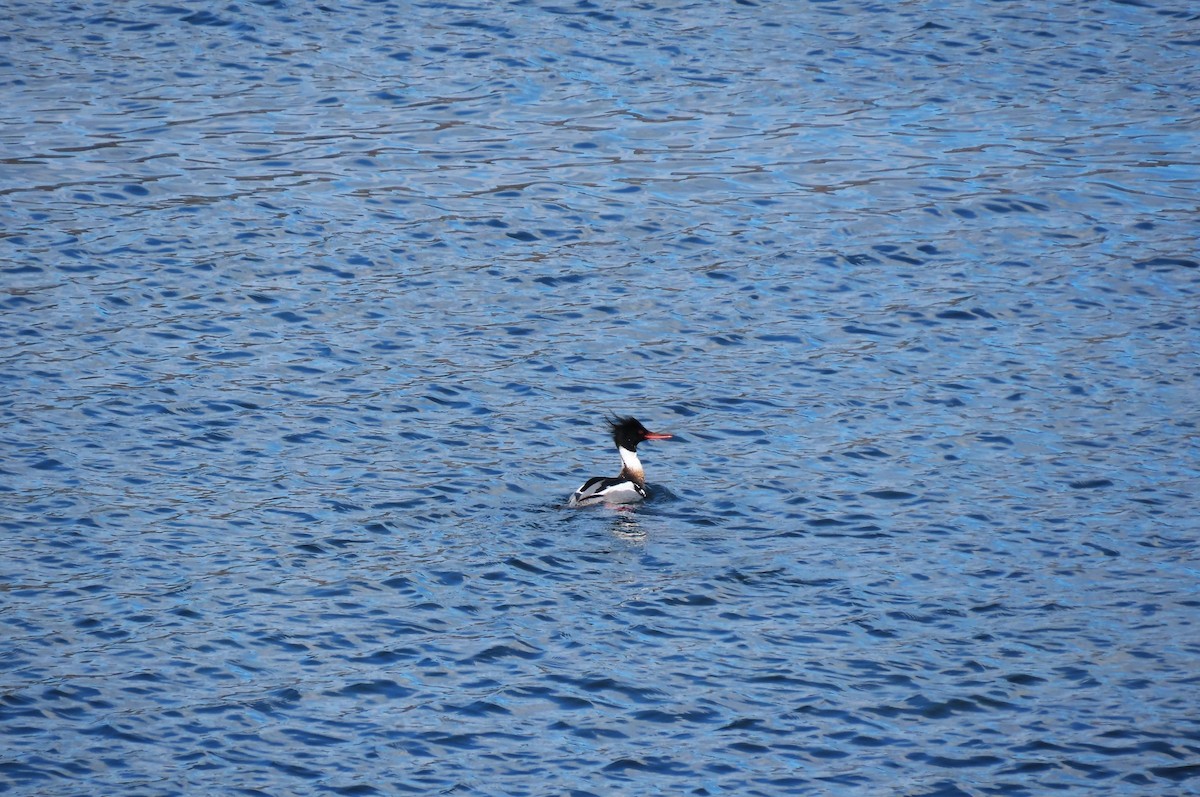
[2,1,1198,794]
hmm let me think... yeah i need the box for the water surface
[2,1,1199,794]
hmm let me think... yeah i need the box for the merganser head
[609,416,672,452]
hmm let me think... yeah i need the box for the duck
[567,416,673,507]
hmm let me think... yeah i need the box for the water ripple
[3,0,1199,795]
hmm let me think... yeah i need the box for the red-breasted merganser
[567,416,673,507]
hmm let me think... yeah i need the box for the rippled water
[3,1,1199,794]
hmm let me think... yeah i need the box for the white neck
[618,446,645,485]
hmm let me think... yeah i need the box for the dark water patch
[864,489,915,500]
[843,446,891,459]
[1133,257,1197,270]
[461,641,543,665]
[1069,478,1113,489]
[1150,763,1200,783]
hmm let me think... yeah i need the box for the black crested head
[608,415,671,451]
[609,416,646,450]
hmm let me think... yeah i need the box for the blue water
[3,1,1199,794]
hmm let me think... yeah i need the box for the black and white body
[568,416,673,507]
